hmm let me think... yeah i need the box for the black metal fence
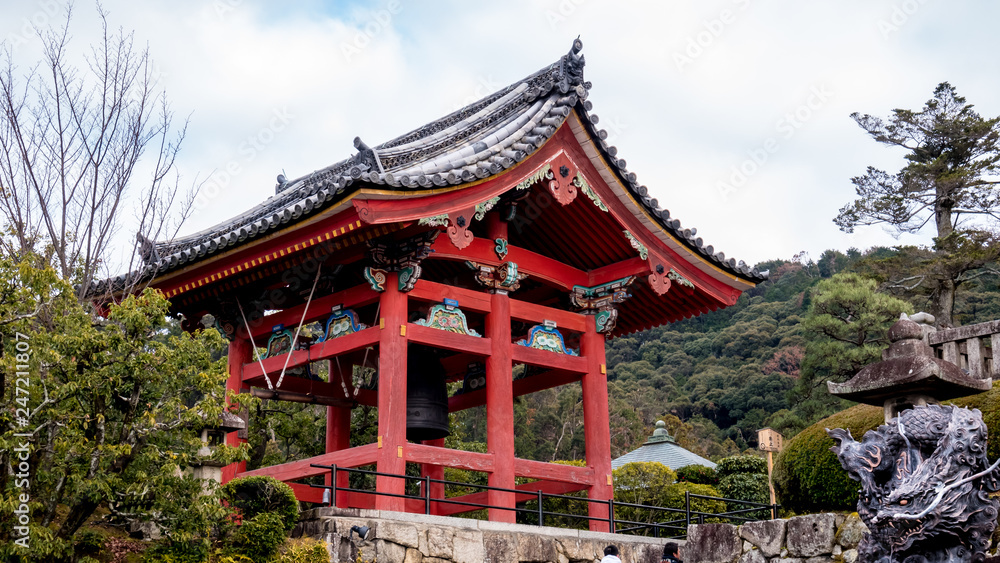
[309,463,778,539]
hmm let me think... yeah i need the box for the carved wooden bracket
[446,207,476,250]
[646,260,673,296]
[366,231,438,292]
[467,260,528,294]
[570,276,635,333]
[546,153,578,206]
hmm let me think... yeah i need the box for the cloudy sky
[3,0,998,270]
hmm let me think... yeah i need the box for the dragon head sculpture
[828,405,1000,563]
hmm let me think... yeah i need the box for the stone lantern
[827,315,991,422]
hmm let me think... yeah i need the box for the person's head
[664,542,679,557]
[604,545,620,557]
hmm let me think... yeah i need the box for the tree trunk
[932,277,956,327]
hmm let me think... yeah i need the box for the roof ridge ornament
[352,137,385,177]
[557,37,586,93]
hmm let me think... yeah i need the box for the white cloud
[3,0,996,270]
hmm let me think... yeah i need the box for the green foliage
[836,82,1000,324]
[611,462,726,533]
[143,535,210,563]
[221,476,299,533]
[716,455,767,477]
[226,512,287,563]
[793,273,912,421]
[675,465,718,486]
[0,255,244,559]
[273,538,330,563]
[773,403,885,511]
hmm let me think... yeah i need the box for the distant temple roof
[611,421,716,471]
[93,39,766,297]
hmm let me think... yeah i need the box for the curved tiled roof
[611,421,716,471]
[96,39,767,295]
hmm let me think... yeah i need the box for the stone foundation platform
[294,507,676,563]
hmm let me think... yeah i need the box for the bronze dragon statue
[828,404,1000,563]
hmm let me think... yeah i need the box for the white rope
[275,264,323,389]
[237,298,274,390]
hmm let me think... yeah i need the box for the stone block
[560,537,600,561]
[683,523,742,563]
[738,550,766,563]
[379,521,419,548]
[483,531,518,563]
[842,549,859,563]
[422,526,453,559]
[786,514,835,557]
[404,547,424,563]
[805,557,832,563]
[627,543,668,563]
[518,533,560,562]
[453,529,485,563]
[834,513,868,549]
[376,539,407,563]
[740,519,786,558]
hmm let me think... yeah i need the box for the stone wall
[682,513,868,563]
[294,507,676,563]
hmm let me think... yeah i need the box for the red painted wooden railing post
[222,337,252,483]
[376,272,408,511]
[581,316,613,531]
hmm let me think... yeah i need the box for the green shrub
[227,512,287,563]
[142,537,210,563]
[275,538,331,563]
[675,464,719,486]
[773,403,885,511]
[74,529,107,559]
[716,455,767,477]
[221,476,299,533]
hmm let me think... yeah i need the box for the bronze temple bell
[405,345,451,441]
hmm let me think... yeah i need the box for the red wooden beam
[406,443,495,474]
[514,458,594,485]
[406,323,492,356]
[288,482,326,504]
[247,283,380,341]
[511,345,589,373]
[242,326,380,380]
[428,236,588,290]
[408,280,492,313]
[509,299,587,333]
[239,443,379,482]
[588,257,648,286]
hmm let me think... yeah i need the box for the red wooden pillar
[326,361,352,506]
[222,337,252,483]
[376,272,408,511]
[421,438,446,514]
[485,217,516,522]
[581,315,613,531]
